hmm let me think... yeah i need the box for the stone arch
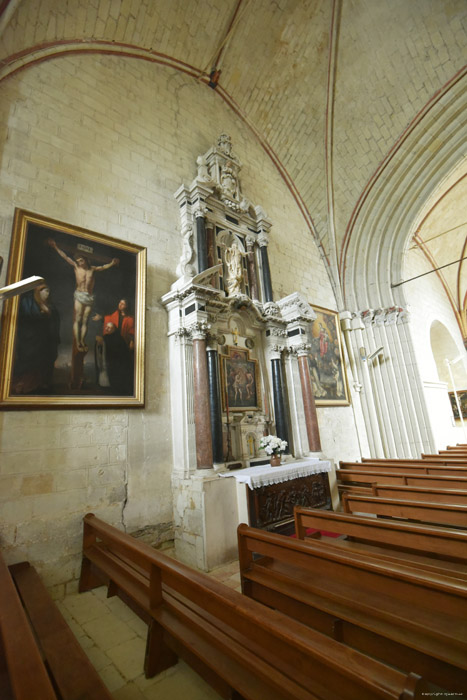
[430,320,466,388]
[341,70,467,457]
[342,69,466,312]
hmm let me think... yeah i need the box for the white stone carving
[277,292,316,323]
[176,223,196,278]
[224,242,245,297]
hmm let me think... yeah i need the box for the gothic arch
[342,68,467,312]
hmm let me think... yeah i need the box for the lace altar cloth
[219,458,332,490]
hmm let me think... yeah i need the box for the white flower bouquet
[259,435,288,456]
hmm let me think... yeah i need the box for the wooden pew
[362,457,467,466]
[337,468,467,489]
[238,523,467,694]
[424,452,467,460]
[371,483,467,505]
[341,492,467,528]
[337,482,467,507]
[0,553,56,700]
[78,513,431,700]
[342,461,467,475]
[0,554,111,700]
[293,507,467,573]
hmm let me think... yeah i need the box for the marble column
[206,343,224,463]
[195,206,208,273]
[297,346,321,452]
[192,324,213,469]
[206,222,215,269]
[246,236,259,301]
[271,355,290,450]
[258,233,273,303]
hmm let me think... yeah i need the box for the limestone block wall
[0,54,357,590]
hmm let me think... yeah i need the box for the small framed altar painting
[308,304,350,406]
[0,209,146,408]
[220,347,261,412]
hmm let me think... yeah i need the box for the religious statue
[221,163,237,198]
[224,242,244,297]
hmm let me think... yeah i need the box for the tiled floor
[56,548,242,699]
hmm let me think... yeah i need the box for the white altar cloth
[219,458,331,490]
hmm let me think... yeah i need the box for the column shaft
[207,349,224,463]
[193,338,213,468]
[260,246,273,302]
[247,243,259,301]
[271,358,290,449]
[298,354,321,451]
[196,215,208,273]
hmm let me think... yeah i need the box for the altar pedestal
[173,459,333,572]
[220,458,332,536]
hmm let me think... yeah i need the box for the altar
[220,458,332,535]
[161,134,337,571]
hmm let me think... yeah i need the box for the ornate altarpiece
[161,135,332,570]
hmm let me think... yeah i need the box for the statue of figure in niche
[224,242,245,297]
[221,163,237,199]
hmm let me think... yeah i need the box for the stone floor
[56,548,241,699]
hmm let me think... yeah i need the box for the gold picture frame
[308,304,350,406]
[220,347,261,412]
[0,209,146,407]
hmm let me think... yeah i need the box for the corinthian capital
[257,231,270,247]
[188,321,211,340]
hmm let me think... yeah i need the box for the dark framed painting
[0,209,146,407]
[308,304,350,406]
[220,347,260,412]
[449,390,467,420]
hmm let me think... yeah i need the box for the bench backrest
[293,506,467,566]
[371,484,467,504]
[341,461,467,475]
[361,457,467,466]
[337,469,467,489]
[0,553,56,700]
[341,492,467,527]
[238,523,467,643]
[81,514,425,700]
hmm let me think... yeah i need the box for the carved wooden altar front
[247,472,331,535]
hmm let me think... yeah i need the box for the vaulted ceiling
[0,0,465,326]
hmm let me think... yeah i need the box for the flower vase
[270,453,281,467]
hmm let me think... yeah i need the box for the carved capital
[257,231,270,247]
[268,344,283,360]
[295,342,311,357]
[360,306,408,326]
[193,201,207,218]
[188,321,211,340]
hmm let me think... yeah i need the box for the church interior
[0,1,466,698]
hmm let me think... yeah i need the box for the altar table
[220,458,332,534]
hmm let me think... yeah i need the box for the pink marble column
[298,352,321,452]
[192,332,214,469]
[246,236,259,301]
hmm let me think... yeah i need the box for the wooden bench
[293,507,467,579]
[0,554,111,700]
[238,523,467,694]
[79,513,431,700]
[371,483,467,505]
[423,452,467,460]
[361,457,467,466]
[341,461,467,475]
[337,468,467,489]
[341,492,467,528]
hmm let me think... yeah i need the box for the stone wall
[0,54,352,592]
